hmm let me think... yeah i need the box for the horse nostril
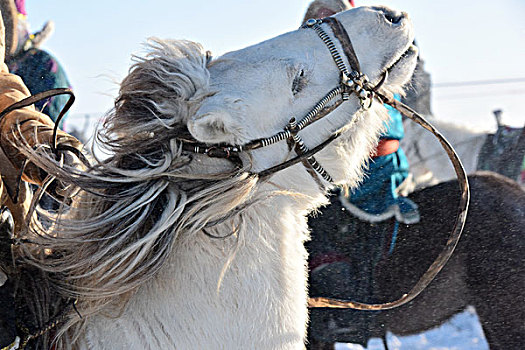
[373,6,405,25]
[386,12,403,24]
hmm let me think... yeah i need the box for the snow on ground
[335,307,489,350]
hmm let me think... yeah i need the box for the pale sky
[26,0,525,132]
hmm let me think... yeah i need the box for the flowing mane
[18,39,264,345]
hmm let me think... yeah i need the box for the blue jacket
[343,95,419,224]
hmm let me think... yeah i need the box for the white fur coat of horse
[19,6,417,349]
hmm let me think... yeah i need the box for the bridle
[180,17,385,185]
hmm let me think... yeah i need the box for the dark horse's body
[307,172,524,349]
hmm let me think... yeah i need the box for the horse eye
[292,69,307,96]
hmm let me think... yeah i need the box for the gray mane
[15,39,259,347]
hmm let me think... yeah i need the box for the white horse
[401,116,490,191]
[401,115,524,192]
[16,6,417,349]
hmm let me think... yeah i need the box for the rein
[308,91,470,310]
[0,88,75,154]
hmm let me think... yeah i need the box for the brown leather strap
[0,88,75,153]
[309,92,470,310]
[0,145,31,234]
[322,17,361,73]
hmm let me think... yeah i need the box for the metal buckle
[303,18,319,28]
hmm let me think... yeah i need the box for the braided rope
[259,129,292,147]
[296,86,343,130]
[291,132,334,183]
[306,19,374,109]
[310,22,350,76]
[306,157,334,182]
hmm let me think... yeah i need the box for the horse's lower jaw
[318,114,386,187]
[383,45,418,90]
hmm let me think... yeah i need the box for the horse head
[187,6,417,187]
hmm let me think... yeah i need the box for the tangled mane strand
[13,38,260,347]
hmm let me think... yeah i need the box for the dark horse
[307,172,524,350]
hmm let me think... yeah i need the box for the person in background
[303,0,354,18]
[302,1,421,348]
[0,7,82,346]
[1,0,72,126]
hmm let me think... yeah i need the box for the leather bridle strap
[308,92,470,310]
[258,132,341,179]
[0,88,75,154]
[321,17,361,73]
[180,17,377,184]
[304,18,374,106]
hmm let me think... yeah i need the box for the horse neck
[82,178,321,349]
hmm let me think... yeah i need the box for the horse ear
[188,107,240,145]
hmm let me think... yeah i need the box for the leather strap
[309,92,470,310]
[322,17,361,73]
[0,145,30,234]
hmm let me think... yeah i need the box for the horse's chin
[325,106,387,188]
[382,45,419,93]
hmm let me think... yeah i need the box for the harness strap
[287,117,333,188]
[322,17,361,73]
[180,17,380,186]
[308,93,470,310]
[0,88,75,154]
